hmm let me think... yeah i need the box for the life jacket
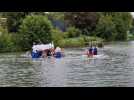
[32,51,39,58]
[55,52,62,58]
[89,48,93,55]
[93,48,98,55]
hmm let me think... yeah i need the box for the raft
[32,51,42,58]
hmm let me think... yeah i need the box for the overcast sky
[131,12,134,17]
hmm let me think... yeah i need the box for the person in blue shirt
[88,45,93,57]
[32,50,42,58]
[93,46,98,55]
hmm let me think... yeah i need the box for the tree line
[0,12,133,52]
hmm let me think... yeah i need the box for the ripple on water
[0,42,134,87]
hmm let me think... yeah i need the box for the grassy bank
[55,36,104,48]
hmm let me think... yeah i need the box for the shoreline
[1,40,134,53]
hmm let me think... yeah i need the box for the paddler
[88,45,93,57]
[61,48,65,57]
[42,50,46,58]
[50,47,55,57]
[42,49,51,58]
[83,49,89,56]
[93,45,98,55]
[47,49,51,57]
[55,47,62,58]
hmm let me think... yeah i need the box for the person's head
[56,47,60,49]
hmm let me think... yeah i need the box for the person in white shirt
[55,47,62,58]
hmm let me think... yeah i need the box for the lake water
[0,41,134,87]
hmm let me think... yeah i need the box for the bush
[112,13,133,41]
[51,28,65,47]
[19,15,53,50]
[95,16,116,41]
[11,33,24,52]
[59,37,85,47]
[65,27,81,38]
[0,32,14,52]
[51,28,84,47]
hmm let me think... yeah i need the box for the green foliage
[1,12,29,32]
[1,12,47,32]
[11,33,24,51]
[95,16,116,41]
[59,37,85,47]
[65,27,81,38]
[64,12,133,41]
[0,32,14,52]
[94,12,133,41]
[51,28,64,46]
[0,12,132,53]
[51,28,84,47]
[19,15,53,50]
[0,26,8,34]
[112,12,133,40]
[64,12,99,35]
[127,31,134,40]
[130,20,134,34]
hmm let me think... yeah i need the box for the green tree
[1,12,29,32]
[112,12,133,40]
[97,12,133,41]
[51,28,65,46]
[130,19,134,35]
[64,12,99,35]
[0,32,14,52]
[95,16,116,41]
[19,15,53,50]
[65,27,81,38]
